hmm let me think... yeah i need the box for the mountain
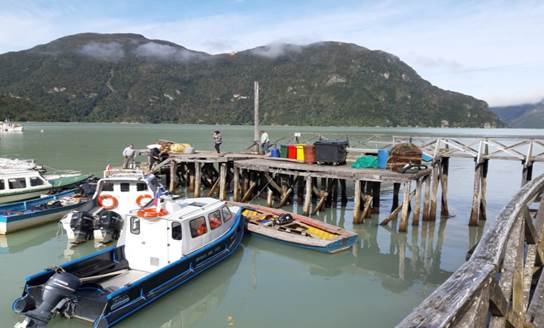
[491,100,544,128]
[0,33,501,127]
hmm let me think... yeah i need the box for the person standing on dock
[122,144,135,169]
[260,130,270,154]
[212,130,223,154]
[149,147,161,170]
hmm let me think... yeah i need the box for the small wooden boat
[229,202,358,253]
[0,188,92,234]
[13,197,245,328]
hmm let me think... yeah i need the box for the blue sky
[1,0,543,106]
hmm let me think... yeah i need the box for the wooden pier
[153,150,433,232]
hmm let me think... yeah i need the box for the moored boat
[12,196,245,328]
[0,169,89,204]
[0,118,23,133]
[229,202,358,253]
[0,187,94,234]
[60,169,165,244]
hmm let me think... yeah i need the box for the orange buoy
[97,194,118,210]
[136,194,153,208]
[137,208,169,218]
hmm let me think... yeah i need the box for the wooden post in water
[169,161,177,193]
[267,188,273,207]
[440,156,450,217]
[413,178,422,226]
[469,140,485,226]
[219,163,227,201]
[353,180,363,224]
[399,182,411,232]
[232,167,240,201]
[391,183,400,220]
[303,176,312,215]
[479,159,488,221]
[423,175,431,221]
[522,140,534,185]
[340,179,348,206]
[372,182,381,213]
[194,162,201,197]
[429,163,440,220]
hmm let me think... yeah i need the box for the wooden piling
[303,176,312,215]
[194,162,201,197]
[372,182,381,213]
[440,157,449,217]
[169,161,177,193]
[399,182,411,232]
[219,163,227,201]
[233,167,240,201]
[423,176,431,221]
[522,160,534,186]
[479,159,488,221]
[340,179,348,206]
[353,180,363,224]
[391,183,400,220]
[267,187,273,207]
[413,178,422,226]
[430,163,440,220]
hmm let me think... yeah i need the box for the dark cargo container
[314,140,348,165]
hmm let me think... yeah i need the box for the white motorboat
[0,119,23,133]
[60,169,164,244]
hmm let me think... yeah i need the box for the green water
[1,123,543,328]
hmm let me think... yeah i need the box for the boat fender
[274,214,294,226]
[137,208,169,218]
[98,194,118,210]
[136,194,153,208]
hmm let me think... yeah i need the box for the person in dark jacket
[212,130,223,154]
[149,147,161,170]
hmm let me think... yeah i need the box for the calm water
[1,123,544,328]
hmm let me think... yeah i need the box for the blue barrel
[270,148,281,158]
[377,148,389,169]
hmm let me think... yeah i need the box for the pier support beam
[413,178,422,226]
[303,176,312,215]
[423,175,431,221]
[194,162,201,197]
[233,167,240,201]
[430,163,440,220]
[219,163,227,201]
[391,183,400,220]
[353,180,363,224]
[372,182,381,213]
[522,160,534,186]
[440,157,450,217]
[169,161,177,193]
[399,182,411,232]
[340,179,348,206]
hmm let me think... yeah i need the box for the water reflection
[120,248,244,328]
[247,214,453,293]
[0,223,59,254]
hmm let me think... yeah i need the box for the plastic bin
[280,144,288,158]
[296,145,305,161]
[377,149,389,169]
[270,148,281,158]
[314,140,348,165]
[303,145,316,164]
[287,145,297,159]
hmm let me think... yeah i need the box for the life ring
[136,194,153,208]
[98,194,118,210]
[137,208,169,218]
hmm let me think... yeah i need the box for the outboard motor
[94,211,123,244]
[274,213,294,226]
[69,211,95,244]
[13,270,81,327]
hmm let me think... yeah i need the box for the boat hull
[13,210,246,328]
[0,188,50,205]
[0,207,77,234]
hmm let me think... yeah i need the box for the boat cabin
[124,197,235,272]
[94,169,160,214]
[0,170,52,204]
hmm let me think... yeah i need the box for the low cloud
[248,42,303,58]
[78,42,125,61]
[133,42,202,61]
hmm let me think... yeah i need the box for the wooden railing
[397,173,544,328]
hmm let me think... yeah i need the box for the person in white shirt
[122,144,135,169]
[260,131,270,154]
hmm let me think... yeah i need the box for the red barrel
[287,144,297,159]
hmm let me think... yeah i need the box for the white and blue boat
[12,197,245,328]
[0,188,92,234]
